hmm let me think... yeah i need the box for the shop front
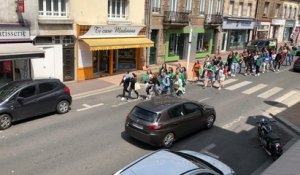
[164,28,213,62]
[0,25,44,85]
[222,18,255,51]
[256,22,271,40]
[271,19,285,43]
[283,20,295,42]
[77,25,153,80]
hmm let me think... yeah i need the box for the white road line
[222,116,246,129]
[274,90,298,103]
[201,150,220,159]
[112,99,140,107]
[266,92,300,115]
[225,81,252,91]
[223,78,238,85]
[242,84,268,95]
[77,103,104,111]
[257,87,283,99]
[198,98,209,102]
[202,143,216,151]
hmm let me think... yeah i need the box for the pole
[186,21,193,80]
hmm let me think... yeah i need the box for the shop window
[108,0,128,19]
[39,0,69,17]
[169,33,184,56]
[196,33,209,53]
[0,61,13,85]
[118,49,136,70]
[152,0,161,13]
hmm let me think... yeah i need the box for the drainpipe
[186,19,193,80]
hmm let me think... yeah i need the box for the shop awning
[0,43,45,60]
[82,37,154,51]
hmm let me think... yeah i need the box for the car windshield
[0,83,21,101]
[130,106,158,123]
[248,40,265,47]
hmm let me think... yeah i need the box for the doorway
[221,32,228,52]
[63,46,75,81]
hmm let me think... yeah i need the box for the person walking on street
[192,60,201,82]
[128,73,139,99]
[255,54,263,76]
[231,52,240,77]
[174,74,184,96]
[226,51,233,75]
[245,51,254,76]
[217,63,225,90]
[161,72,171,95]
[274,51,282,71]
[120,71,132,100]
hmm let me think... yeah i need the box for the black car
[246,39,277,52]
[125,95,216,148]
[0,79,72,130]
[294,57,300,72]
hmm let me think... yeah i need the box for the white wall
[78,41,92,68]
[31,45,63,81]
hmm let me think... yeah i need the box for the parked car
[125,95,216,148]
[293,57,300,72]
[246,38,277,52]
[0,79,72,130]
[113,149,235,175]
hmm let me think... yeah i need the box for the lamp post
[186,20,193,80]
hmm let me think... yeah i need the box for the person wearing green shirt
[231,52,240,77]
[255,54,263,76]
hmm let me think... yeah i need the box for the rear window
[130,106,158,123]
[39,82,58,93]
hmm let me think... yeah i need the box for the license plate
[131,122,143,130]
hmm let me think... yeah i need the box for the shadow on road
[264,100,288,108]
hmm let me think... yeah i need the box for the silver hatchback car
[114,150,235,175]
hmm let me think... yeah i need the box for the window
[170,0,177,12]
[108,0,128,19]
[186,0,192,13]
[196,33,209,53]
[228,1,234,15]
[284,6,288,18]
[169,105,185,118]
[130,107,158,123]
[39,82,58,94]
[238,2,243,16]
[152,0,160,13]
[39,0,68,17]
[264,2,269,16]
[169,33,184,56]
[19,86,36,98]
[294,8,297,19]
[216,0,222,14]
[288,6,292,18]
[275,4,280,17]
[184,103,201,115]
[199,0,205,15]
[246,3,252,17]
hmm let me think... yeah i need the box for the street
[0,66,299,175]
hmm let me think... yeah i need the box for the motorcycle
[257,118,283,160]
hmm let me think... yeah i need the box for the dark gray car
[125,95,216,148]
[0,79,72,130]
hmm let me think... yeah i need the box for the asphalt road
[0,66,299,175]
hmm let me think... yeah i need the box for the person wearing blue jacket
[262,50,271,73]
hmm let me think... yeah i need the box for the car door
[167,104,194,139]
[13,85,38,120]
[183,102,205,132]
[35,81,60,115]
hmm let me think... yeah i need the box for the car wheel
[0,114,12,130]
[162,133,175,148]
[206,115,215,129]
[56,100,70,114]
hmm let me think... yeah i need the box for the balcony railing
[163,11,189,25]
[204,14,222,25]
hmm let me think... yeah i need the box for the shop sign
[0,26,30,40]
[222,20,255,29]
[80,25,144,38]
[272,19,285,26]
[285,20,295,28]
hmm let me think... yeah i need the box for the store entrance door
[149,30,157,65]
[63,46,74,81]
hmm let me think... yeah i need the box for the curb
[270,113,300,136]
[72,85,121,100]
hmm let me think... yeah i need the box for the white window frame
[152,0,161,13]
[238,2,243,16]
[288,6,292,18]
[170,0,177,12]
[216,0,222,15]
[229,1,234,16]
[208,0,213,15]
[284,6,288,18]
[275,4,280,18]
[39,0,69,18]
[264,2,269,16]
[294,8,297,19]
[186,0,192,12]
[199,0,205,15]
[108,0,128,20]
[246,3,252,17]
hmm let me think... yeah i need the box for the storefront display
[228,30,248,50]
[196,33,210,53]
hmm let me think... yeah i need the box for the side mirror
[17,97,24,102]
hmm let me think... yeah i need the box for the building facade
[221,0,256,51]
[148,0,223,65]
[72,0,153,81]
[0,0,45,85]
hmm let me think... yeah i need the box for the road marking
[257,87,283,99]
[267,91,300,116]
[198,98,209,102]
[202,143,216,151]
[274,90,298,103]
[112,99,140,107]
[223,78,238,85]
[77,103,104,111]
[222,116,246,129]
[225,81,252,90]
[201,144,219,159]
[242,84,268,95]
